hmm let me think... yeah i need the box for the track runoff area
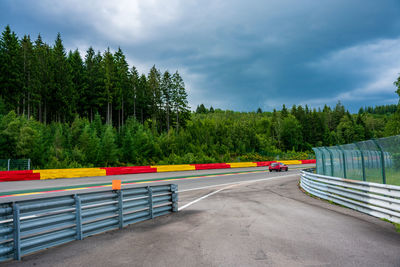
[0,164,313,203]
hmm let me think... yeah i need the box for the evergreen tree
[196,104,208,114]
[68,49,86,117]
[51,33,73,122]
[171,71,190,131]
[114,48,129,129]
[128,66,139,120]
[161,71,173,131]
[147,65,162,132]
[137,74,149,124]
[83,47,96,120]
[103,48,115,125]
[0,25,22,113]
[281,104,288,117]
[20,35,35,118]
[33,34,52,123]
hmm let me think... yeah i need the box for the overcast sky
[1,0,400,112]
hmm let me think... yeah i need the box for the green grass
[322,168,400,186]
[381,218,400,233]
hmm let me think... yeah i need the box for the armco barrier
[0,160,316,182]
[300,170,400,224]
[0,184,178,262]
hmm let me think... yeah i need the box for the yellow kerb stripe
[35,168,106,180]
[228,162,257,168]
[280,160,302,165]
[152,164,196,172]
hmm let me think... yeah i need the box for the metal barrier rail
[300,170,400,224]
[0,184,178,262]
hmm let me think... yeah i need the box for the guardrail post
[337,146,347,178]
[13,203,21,260]
[171,184,178,212]
[324,146,334,177]
[354,142,366,181]
[74,195,83,240]
[117,190,124,229]
[372,139,386,184]
[147,187,153,219]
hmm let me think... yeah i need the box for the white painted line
[178,173,299,211]
[178,185,236,211]
[178,173,299,193]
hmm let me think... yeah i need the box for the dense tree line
[358,104,398,115]
[195,101,399,152]
[1,25,400,169]
[0,26,190,132]
[1,100,398,169]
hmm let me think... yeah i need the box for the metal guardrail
[0,184,178,262]
[300,170,400,224]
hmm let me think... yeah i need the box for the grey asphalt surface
[2,168,400,267]
[0,165,313,203]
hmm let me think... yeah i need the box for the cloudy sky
[1,0,400,112]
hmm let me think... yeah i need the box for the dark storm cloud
[1,0,400,111]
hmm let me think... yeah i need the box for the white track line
[178,173,299,193]
[178,173,298,211]
[178,185,236,211]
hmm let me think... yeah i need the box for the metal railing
[0,159,31,171]
[300,170,400,224]
[0,184,178,262]
[313,135,400,186]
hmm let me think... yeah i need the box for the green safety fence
[0,159,31,171]
[313,135,400,186]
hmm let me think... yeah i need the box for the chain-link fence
[313,135,400,186]
[0,159,31,171]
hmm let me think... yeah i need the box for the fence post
[147,187,153,219]
[354,142,366,181]
[117,190,124,229]
[27,159,30,170]
[317,148,326,175]
[13,203,21,260]
[74,195,83,240]
[7,159,10,171]
[324,146,334,177]
[337,146,347,178]
[171,184,178,212]
[372,139,386,184]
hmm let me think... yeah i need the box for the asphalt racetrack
[0,165,312,202]
[2,165,400,266]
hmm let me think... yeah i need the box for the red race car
[269,162,288,172]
